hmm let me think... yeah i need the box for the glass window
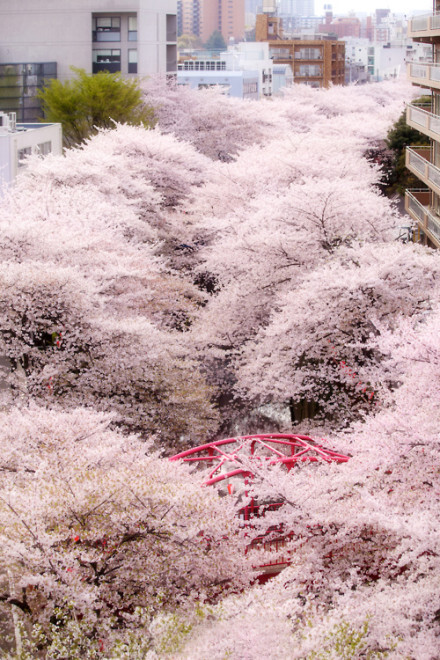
[17,146,32,168]
[92,50,121,73]
[128,49,138,74]
[295,48,322,60]
[93,49,120,63]
[128,16,138,41]
[93,16,121,42]
[37,141,52,156]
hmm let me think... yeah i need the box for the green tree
[204,30,227,50]
[178,33,204,50]
[37,67,156,148]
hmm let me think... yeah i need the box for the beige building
[178,0,245,44]
[0,0,177,81]
[405,0,440,249]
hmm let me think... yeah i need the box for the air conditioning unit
[8,112,16,132]
[0,112,17,132]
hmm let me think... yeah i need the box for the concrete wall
[177,69,259,98]
[0,0,176,79]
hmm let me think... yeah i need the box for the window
[166,14,177,42]
[128,49,137,74]
[295,48,322,60]
[93,16,121,42]
[37,141,52,156]
[92,49,121,73]
[167,44,177,72]
[298,64,322,77]
[198,83,230,94]
[243,81,258,96]
[270,48,292,60]
[128,16,137,41]
[17,146,32,168]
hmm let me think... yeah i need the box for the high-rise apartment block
[177,0,245,44]
[278,0,314,17]
[0,0,177,121]
[405,0,440,248]
[0,0,177,82]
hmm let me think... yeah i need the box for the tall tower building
[405,0,440,248]
[178,0,245,43]
[279,0,314,16]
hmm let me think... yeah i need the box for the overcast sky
[316,1,433,15]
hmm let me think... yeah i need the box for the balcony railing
[408,12,440,37]
[407,103,440,141]
[407,61,440,90]
[406,146,440,194]
[405,189,440,247]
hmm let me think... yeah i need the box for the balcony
[405,189,440,247]
[407,61,440,90]
[406,146,440,195]
[406,103,440,141]
[408,13,440,39]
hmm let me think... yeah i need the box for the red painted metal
[170,433,349,486]
[170,434,350,579]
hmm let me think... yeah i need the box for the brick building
[177,0,245,44]
[256,12,344,89]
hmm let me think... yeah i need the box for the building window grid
[92,16,121,42]
[179,60,226,71]
[295,48,323,61]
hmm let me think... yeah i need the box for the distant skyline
[317,1,432,15]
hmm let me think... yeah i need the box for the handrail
[409,12,440,32]
[406,189,440,246]
[407,103,440,138]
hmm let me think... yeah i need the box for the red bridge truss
[170,434,350,579]
[170,433,349,486]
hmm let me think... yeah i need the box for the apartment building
[177,0,245,44]
[0,0,177,83]
[318,13,361,39]
[256,13,344,88]
[405,1,440,249]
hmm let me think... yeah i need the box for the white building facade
[222,42,274,97]
[0,112,62,195]
[177,69,259,99]
[0,0,177,81]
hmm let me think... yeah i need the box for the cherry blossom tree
[237,242,440,427]
[2,75,438,658]
[0,126,219,447]
[142,76,275,162]
[180,79,421,432]
[0,407,253,656]
[173,306,440,659]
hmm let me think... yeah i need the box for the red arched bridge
[170,434,350,579]
[170,433,349,486]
